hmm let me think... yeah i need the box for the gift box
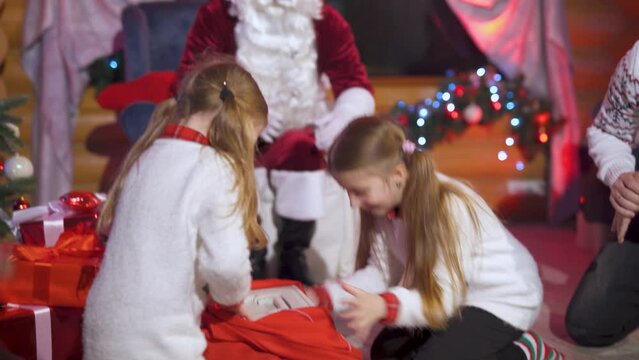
[12,191,104,247]
[0,304,83,360]
[0,229,103,308]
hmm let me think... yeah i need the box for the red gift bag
[202,279,360,360]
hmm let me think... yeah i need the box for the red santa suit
[177,0,375,283]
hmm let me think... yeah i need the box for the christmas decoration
[0,96,36,237]
[88,50,125,94]
[12,197,30,211]
[4,154,34,180]
[60,191,101,212]
[390,65,564,165]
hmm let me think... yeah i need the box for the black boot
[250,248,268,280]
[278,217,315,285]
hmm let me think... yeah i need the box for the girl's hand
[339,282,387,341]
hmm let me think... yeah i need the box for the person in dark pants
[566,40,639,347]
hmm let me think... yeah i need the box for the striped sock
[513,330,565,360]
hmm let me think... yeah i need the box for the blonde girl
[313,116,563,359]
[83,57,267,359]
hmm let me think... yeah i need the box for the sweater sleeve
[387,196,476,328]
[323,232,391,313]
[194,157,251,306]
[588,40,639,186]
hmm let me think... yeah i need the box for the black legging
[371,307,526,360]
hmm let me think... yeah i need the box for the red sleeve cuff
[380,292,399,325]
[313,285,333,311]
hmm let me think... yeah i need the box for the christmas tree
[0,96,35,238]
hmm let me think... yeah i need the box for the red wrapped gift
[0,304,83,360]
[12,191,103,247]
[202,279,361,360]
[0,229,103,308]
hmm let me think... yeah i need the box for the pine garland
[390,65,564,162]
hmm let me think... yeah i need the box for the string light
[516,161,525,171]
[498,151,508,161]
[505,137,515,146]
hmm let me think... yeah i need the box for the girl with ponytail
[83,56,268,359]
[311,116,563,359]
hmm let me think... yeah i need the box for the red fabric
[202,279,360,360]
[380,292,399,325]
[175,0,372,97]
[313,285,333,311]
[96,71,176,112]
[256,128,326,171]
[161,124,210,146]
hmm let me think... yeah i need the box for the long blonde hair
[328,116,479,329]
[98,56,268,250]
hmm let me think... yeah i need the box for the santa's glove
[314,87,375,151]
[260,112,287,143]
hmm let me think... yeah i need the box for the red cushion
[97,71,176,111]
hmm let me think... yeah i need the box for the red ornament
[534,112,551,126]
[398,114,409,126]
[12,197,30,211]
[60,191,100,212]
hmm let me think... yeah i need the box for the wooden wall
[0,0,638,218]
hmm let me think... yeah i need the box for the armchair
[102,1,206,141]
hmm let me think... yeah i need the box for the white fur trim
[233,0,327,140]
[315,87,376,150]
[270,169,325,220]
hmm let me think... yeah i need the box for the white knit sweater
[325,174,543,330]
[83,139,252,359]
[587,40,639,187]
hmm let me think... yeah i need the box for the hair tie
[402,139,416,155]
[220,80,234,102]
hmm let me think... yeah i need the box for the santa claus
[177,0,375,284]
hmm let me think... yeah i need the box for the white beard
[231,0,327,134]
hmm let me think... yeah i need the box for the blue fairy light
[510,117,521,127]
[506,102,515,110]
[432,101,441,109]
[436,92,443,100]
[397,101,406,108]
[516,161,525,171]
[418,108,429,118]
[442,92,451,101]
[418,137,427,146]
[448,83,456,91]
[416,118,425,127]
[109,60,119,69]
[489,86,499,94]
[424,99,432,106]
[493,73,502,82]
